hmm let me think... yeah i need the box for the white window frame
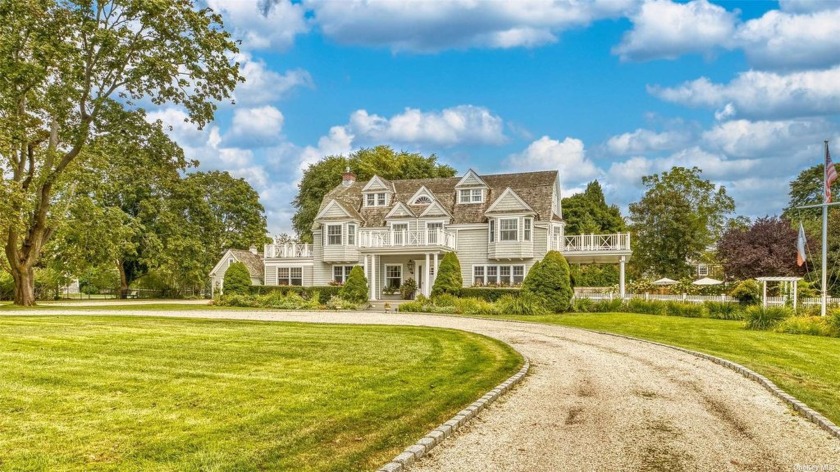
[425,221,445,245]
[499,218,519,242]
[698,264,709,277]
[326,224,342,245]
[524,218,532,242]
[458,188,484,204]
[384,264,403,290]
[332,265,357,284]
[414,196,432,205]
[347,224,356,245]
[277,267,303,286]
[364,192,389,207]
[489,219,495,243]
[391,223,409,245]
[472,264,527,287]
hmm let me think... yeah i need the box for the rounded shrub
[432,252,463,297]
[223,262,252,295]
[522,250,573,313]
[745,305,792,330]
[339,266,369,303]
[730,279,761,306]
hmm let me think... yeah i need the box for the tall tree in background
[293,146,457,241]
[562,180,624,234]
[717,216,806,280]
[0,0,241,305]
[629,167,735,278]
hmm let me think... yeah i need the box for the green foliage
[400,278,417,300]
[248,285,342,305]
[569,264,619,287]
[339,266,369,303]
[494,293,549,316]
[626,298,669,316]
[293,147,456,241]
[459,287,521,301]
[745,306,793,330]
[626,278,654,294]
[629,167,735,278]
[562,181,625,235]
[774,316,836,337]
[78,267,120,295]
[216,291,321,310]
[432,252,463,297]
[522,251,573,313]
[223,262,252,295]
[666,302,707,318]
[326,296,362,310]
[0,270,13,300]
[704,301,744,320]
[730,279,762,306]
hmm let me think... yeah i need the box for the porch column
[432,252,439,290]
[371,255,378,301]
[762,280,767,308]
[364,255,371,301]
[424,253,431,297]
[619,256,626,299]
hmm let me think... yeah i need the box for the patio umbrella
[652,277,678,285]
[692,277,723,286]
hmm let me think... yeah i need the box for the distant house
[209,248,264,295]
[212,169,632,299]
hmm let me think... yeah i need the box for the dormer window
[414,196,432,205]
[365,192,388,207]
[459,188,484,204]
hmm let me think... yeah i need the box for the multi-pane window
[347,224,356,245]
[392,223,408,245]
[473,265,527,286]
[366,194,375,206]
[524,218,532,241]
[327,225,342,245]
[385,265,402,289]
[377,193,386,205]
[459,188,483,204]
[414,196,432,204]
[500,218,518,241]
[365,193,388,207]
[278,267,303,286]
[333,265,356,284]
[489,219,495,242]
[427,222,443,244]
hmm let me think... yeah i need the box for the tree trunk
[11,264,36,306]
[118,261,129,299]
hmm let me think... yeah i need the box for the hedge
[459,287,521,302]
[248,285,342,304]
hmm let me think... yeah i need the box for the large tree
[561,180,624,235]
[0,0,241,305]
[717,216,807,280]
[628,167,735,278]
[293,146,457,241]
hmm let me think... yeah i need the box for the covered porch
[360,249,445,301]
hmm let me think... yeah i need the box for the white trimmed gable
[408,186,435,205]
[420,200,452,218]
[362,175,390,192]
[315,200,352,220]
[209,249,236,277]
[385,202,416,219]
[486,188,536,214]
[455,169,488,188]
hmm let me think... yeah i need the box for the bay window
[500,218,518,241]
[327,225,342,245]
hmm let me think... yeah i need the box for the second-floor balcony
[358,229,457,250]
[264,242,313,259]
[551,233,631,259]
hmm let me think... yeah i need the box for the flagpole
[822,140,829,317]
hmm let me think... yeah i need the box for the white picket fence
[577,292,840,306]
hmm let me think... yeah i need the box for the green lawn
[0,316,522,471]
[491,312,840,426]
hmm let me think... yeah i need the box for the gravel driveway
[8,309,840,470]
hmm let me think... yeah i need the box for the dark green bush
[666,302,707,318]
[589,298,625,312]
[730,279,761,306]
[460,287,521,301]
[704,301,744,320]
[223,262,252,295]
[340,266,369,303]
[569,264,619,287]
[522,250,573,313]
[745,306,793,330]
[432,252,463,297]
[495,293,548,316]
[248,285,342,304]
[400,278,417,300]
[626,298,668,316]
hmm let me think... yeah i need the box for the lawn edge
[376,358,531,472]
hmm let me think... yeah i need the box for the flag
[797,222,807,267]
[827,143,838,203]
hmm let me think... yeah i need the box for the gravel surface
[7,309,840,471]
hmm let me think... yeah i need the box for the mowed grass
[491,312,840,426]
[0,316,522,471]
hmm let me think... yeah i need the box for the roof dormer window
[458,188,484,204]
[365,192,388,207]
[413,195,432,205]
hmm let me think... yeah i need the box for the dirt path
[6,310,839,470]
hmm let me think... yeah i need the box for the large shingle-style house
[212,169,632,299]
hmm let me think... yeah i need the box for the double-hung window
[489,219,495,242]
[459,188,483,204]
[524,218,532,241]
[333,265,356,284]
[327,225,342,245]
[473,266,485,286]
[278,267,303,286]
[500,218,518,241]
[347,224,356,245]
[365,193,388,207]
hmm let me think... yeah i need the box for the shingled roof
[229,249,264,280]
[316,170,560,228]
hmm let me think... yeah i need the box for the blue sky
[151,0,840,235]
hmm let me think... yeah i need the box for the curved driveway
[11,309,840,470]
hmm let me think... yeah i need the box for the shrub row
[217,290,363,310]
[459,287,521,302]
[247,285,342,304]
[572,298,741,320]
[399,293,549,316]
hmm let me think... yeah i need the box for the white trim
[325,223,343,245]
[363,191,389,207]
[408,186,435,205]
[455,169,488,188]
[499,217,519,242]
[315,200,352,220]
[384,263,403,290]
[209,249,237,277]
[419,200,453,218]
[384,202,415,219]
[485,187,536,214]
[471,263,527,287]
[362,175,390,192]
[457,187,485,204]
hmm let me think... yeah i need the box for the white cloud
[778,0,838,13]
[207,0,309,50]
[297,125,355,173]
[235,53,314,105]
[736,8,840,70]
[507,136,599,188]
[307,0,636,52]
[226,106,285,147]
[702,119,832,158]
[613,0,737,61]
[649,66,840,119]
[606,128,692,154]
[348,105,506,147]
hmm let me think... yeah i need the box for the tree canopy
[628,167,735,278]
[0,0,241,305]
[561,181,625,235]
[717,216,806,280]
[293,146,456,241]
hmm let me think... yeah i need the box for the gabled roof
[362,175,391,192]
[319,169,559,228]
[420,200,452,218]
[211,249,264,280]
[385,202,416,219]
[408,186,435,205]
[315,199,353,220]
[485,187,536,215]
[455,169,488,188]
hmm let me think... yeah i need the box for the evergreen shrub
[730,279,761,306]
[432,252,463,297]
[522,251,573,313]
[223,262,252,295]
[460,287,520,301]
[339,266,369,303]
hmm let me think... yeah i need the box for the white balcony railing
[264,242,313,258]
[552,233,631,253]
[358,229,457,250]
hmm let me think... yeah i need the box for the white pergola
[756,276,803,310]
